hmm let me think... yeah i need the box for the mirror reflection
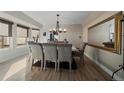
[88,18,115,49]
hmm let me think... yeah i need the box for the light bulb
[64,29,67,33]
[53,28,56,31]
[59,28,62,31]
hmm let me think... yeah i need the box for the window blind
[0,22,9,36]
[17,26,28,37]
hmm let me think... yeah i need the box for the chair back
[42,43,57,62]
[57,44,72,62]
[28,42,43,60]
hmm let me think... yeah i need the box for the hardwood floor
[26,56,112,81]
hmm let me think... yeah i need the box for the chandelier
[49,14,67,35]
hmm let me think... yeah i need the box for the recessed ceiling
[23,11,105,26]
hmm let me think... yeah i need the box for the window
[109,24,115,42]
[16,25,29,46]
[0,19,12,49]
[31,28,40,42]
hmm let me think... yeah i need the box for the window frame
[16,24,29,46]
[0,18,13,49]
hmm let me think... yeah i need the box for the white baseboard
[84,52,123,81]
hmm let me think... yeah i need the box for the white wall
[40,24,83,48]
[82,11,124,80]
[40,25,50,43]
[59,24,83,48]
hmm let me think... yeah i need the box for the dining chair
[27,41,44,70]
[72,43,88,64]
[27,41,34,65]
[57,44,72,72]
[42,43,57,71]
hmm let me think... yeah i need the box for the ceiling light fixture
[49,14,67,35]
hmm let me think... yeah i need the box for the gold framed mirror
[88,12,122,54]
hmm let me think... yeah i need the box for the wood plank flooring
[26,56,112,81]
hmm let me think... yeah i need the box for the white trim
[84,52,124,81]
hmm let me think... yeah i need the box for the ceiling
[4,11,106,27]
[23,11,106,26]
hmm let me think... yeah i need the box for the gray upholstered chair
[72,43,88,64]
[27,41,44,70]
[42,43,57,71]
[57,44,72,72]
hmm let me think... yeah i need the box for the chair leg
[82,54,85,64]
[26,54,31,63]
[55,62,57,72]
[69,61,71,72]
[44,60,46,71]
[41,60,43,70]
[57,61,60,71]
[31,59,34,70]
[25,54,32,74]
